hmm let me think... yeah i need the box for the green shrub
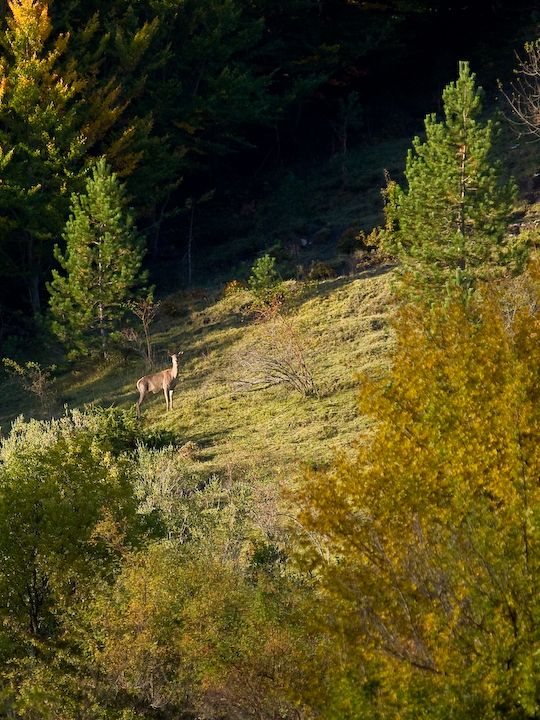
[0,411,142,653]
[248,254,284,306]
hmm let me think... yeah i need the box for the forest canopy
[0,0,531,324]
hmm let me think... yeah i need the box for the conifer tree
[0,0,86,316]
[383,61,524,294]
[49,158,146,358]
[0,0,159,317]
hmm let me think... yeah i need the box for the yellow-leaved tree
[297,269,540,719]
[0,0,158,318]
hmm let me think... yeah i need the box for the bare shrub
[496,265,540,332]
[222,279,244,298]
[232,307,318,397]
[117,327,147,363]
[502,40,540,139]
[2,358,57,416]
[120,296,160,368]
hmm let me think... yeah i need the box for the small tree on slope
[49,158,146,358]
[383,61,525,295]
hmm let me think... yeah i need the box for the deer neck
[171,355,179,379]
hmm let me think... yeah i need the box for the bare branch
[232,309,318,398]
[501,40,540,140]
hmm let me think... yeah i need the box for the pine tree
[0,0,160,318]
[383,61,524,294]
[0,0,86,316]
[48,158,146,358]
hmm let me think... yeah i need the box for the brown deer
[136,352,183,418]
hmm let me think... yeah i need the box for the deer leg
[136,389,145,419]
[169,389,174,411]
[164,386,169,412]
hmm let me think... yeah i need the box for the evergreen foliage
[248,253,282,305]
[48,158,146,358]
[0,0,426,319]
[0,0,86,316]
[52,0,161,207]
[0,0,157,318]
[383,61,524,294]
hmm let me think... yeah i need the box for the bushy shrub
[0,410,142,654]
[337,225,365,254]
[248,254,284,306]
[307,260,335,280]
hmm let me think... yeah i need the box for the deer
[136,351,183,418]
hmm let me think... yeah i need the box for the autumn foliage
[298,273,540,718]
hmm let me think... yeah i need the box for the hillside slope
[1,270,394,484]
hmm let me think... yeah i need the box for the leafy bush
[337,225,365,254]
[307,260,335,280]
[72,405,142,455]
[0,411,142,656]
[86,542,310,720]
[298,282,540,718]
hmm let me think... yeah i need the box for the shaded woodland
[0,0,535,336]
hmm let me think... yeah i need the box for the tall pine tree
[0,0,158,317]
[0,0,86,316]
[48,158,146,358]
[383,61,524,294]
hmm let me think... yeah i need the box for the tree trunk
[457,138,468,273]
[143,318,153,369]
[187,203,195,287]
[28,272,41,318]
[26,233,42,317]
[98,301,107,358]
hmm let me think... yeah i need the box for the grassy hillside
[0,268,394,485]
[0,136,405,486]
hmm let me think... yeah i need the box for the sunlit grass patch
[1,271,395,482]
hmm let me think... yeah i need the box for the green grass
[0,135,406,478]
[4,123,534,487]
[0,270,394,484]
